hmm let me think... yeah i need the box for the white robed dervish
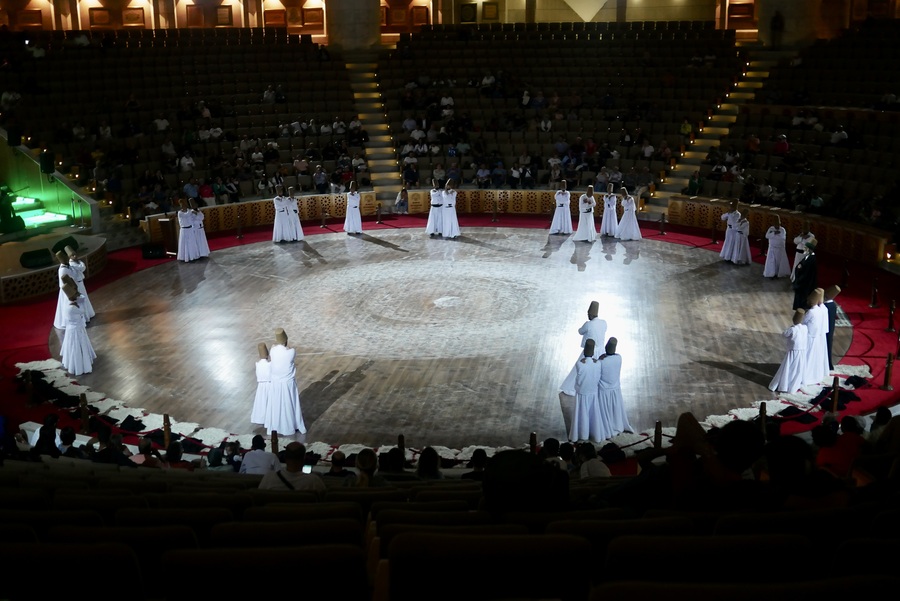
[802,291,830,386]
[343,183,363,234]
[572,188,597,243]
[53,255,75,329]
[65,247,95,322]
[176,207,200,262]
[287,192,305,241]
[272,192,293,242]
[763,224,792,278]
[599,186,618,237]
[265,329,307,435]
[720,204,741,260]
[192,208,210,258]
[441,184,460,239]
[561,301,607,396]
[250,343,272,426]
[792,229,816,275]
[615,190,642,241]
[425,182,443,236]
[549,183,573,235]
[768,310,808,393]
[59,281,96,377]
[569,340,605,442]
[728,218,751,264]
[596,338,634,438]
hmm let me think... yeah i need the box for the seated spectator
[538,438,567,471]
[92,429,137,468]
[313,165,329,194]
[830,125,848,146]
[416,446,443,480]
[30,421,61,459]
[475,163,491,189]
[131,437,164,468]
[461,449,489,481]
[258,442,326,493]
[395,188,409,214]
[164,441,201,471]
[350,448,392,487]
[403,163,420,188]
[153,113,170,133]
[432,163,446,188]
[773,134,790,156]
[491,162,507,188]
[240,434,280,474]
[577,442,611,479]
[814,417,871,479]
[57,426,89,460]
[763,434,850,510]
[508,162,522,189]
[321,450,355,483]
[179,151,196,173]
[683,170,703,195]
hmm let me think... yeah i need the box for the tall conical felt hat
[62,280,79,301]
[584,339,595,358]
[258,342,269,359]
[792,309,806,325]
[274,328,288,344]
[605,337,618,355]
[55,250,69,265]
[588,301,599,320]
[64,245,77,259]
[825,285,841,301]
[808,287,825,306]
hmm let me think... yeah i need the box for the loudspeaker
[19,248,54,269]
[6,126,22,147]
[39,150,55,174]
[141,243,166,259]
[51,236,78,256]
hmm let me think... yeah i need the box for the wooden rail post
[881,354,894,391]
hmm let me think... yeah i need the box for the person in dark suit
[824,285,842,370]
[791,238,818,310]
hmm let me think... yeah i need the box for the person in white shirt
[258,442,326,493]
[240,435,281,475]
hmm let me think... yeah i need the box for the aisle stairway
[345,50,402,212]
[650,44,799,216]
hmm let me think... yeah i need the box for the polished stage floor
[49,227,850,449]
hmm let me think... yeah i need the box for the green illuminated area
[12,197,71,229]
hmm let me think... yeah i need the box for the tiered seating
[3,454,900,600]
[10,29,357,200]
[380,22,742,187]
[715,106,898,211]
[762,20,900,108]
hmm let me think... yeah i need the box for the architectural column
[326,0,381,50]
[525,0,535,23]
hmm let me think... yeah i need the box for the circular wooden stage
[50,227,850,449]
